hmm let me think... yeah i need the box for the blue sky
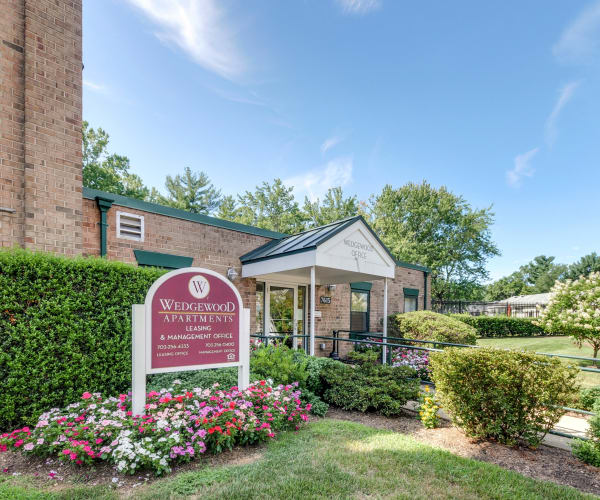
[82,0,600,281]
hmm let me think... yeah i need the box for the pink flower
[23,443,34,451]
[81,392,92,400]
[69,452,77,460]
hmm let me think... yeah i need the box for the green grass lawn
[0,419,594,500]
[477,336,600,388]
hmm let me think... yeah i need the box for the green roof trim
[395,259,430,272]
[403,287,420,297]
[134,250,193,269]
[83,187,285,240]
[350,282,372,291]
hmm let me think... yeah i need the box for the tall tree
[519,255,567,294]
[235,179,305,234]
[216,195,239,221]
[485,271,531,301]
[565,252,600,280]
[368,181,500,301]
[303,187,359,227]
[155,167,221,214]
[82,121,149,200]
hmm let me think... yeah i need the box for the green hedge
[450,314,561,338]
[0,249,165,430]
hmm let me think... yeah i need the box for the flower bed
[391,348,431,380]
[0,381,309,475]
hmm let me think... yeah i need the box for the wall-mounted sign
[131,267,250,415]
[320,296,332,304]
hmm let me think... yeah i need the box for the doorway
[256,282,307,350]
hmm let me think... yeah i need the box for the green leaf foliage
[319,362,420,416]
[572,399,600,466]
[450,314,559,338]
[368,181,499,301]
[0,248,165,429]
[388,311,478,345]
[431,348,579,446]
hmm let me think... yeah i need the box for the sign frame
[131,267,250,415]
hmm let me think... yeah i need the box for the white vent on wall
[116,211,144,241]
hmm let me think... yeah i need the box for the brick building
[1,0,430,358]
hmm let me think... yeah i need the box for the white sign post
[131,267,250,416]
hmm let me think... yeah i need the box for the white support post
[310,266,316,356]
[238,308,251,389]
[382,278,388,365]
[132,304,146,416]
[292,287,298,350]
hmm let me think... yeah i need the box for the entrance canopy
[240,216,396,284]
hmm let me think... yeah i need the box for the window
[350,290,370,332]
[256,282,265,333]
[404,288,419,312]
[117,211,144,241]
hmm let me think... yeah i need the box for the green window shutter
[403,287,419,297]
[134,250,193,269]
[350,282,372,291]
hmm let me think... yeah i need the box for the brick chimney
[0,0,83,254]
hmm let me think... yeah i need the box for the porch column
[383,278,388,364]
[310,266,316,356]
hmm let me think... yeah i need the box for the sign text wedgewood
[150,272,240,369]
[343,238,374,260]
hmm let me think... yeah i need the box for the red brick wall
[83,199,430,359]
[82,200,273,329]
[0,0,26,247]
[1,0,83,254]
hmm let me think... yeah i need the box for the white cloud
[506,147,539,188]
[320,135,344,154]
[545,80,581,146]
[285,157,353,201]
[83,80,107,93]
[125,0,244,80]
[553,1,600,64]
[336,0,381,15]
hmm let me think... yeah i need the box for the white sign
[131,267,250,416]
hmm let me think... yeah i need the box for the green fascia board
[350,282,373,291]
[134,249,193,269]
[395,259,431,273]
[83,187,286,240]
[403,287,420,297]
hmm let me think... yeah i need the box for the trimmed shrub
[430,348,579,446]
[573,400,600,466]
[148,368,238,393]
[320,362,420,416]
[388,311,477,345]
[0,248,164,430]
[577,386,600,412]
[250,344,309,387]
[451,314,555,338]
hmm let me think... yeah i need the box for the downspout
[95,196,114,257]
[423,271,428,310]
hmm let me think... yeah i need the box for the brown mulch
[0,443,266,493]
[326,407,600,497]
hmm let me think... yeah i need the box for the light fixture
[327,284,337,291]
[226,267,239,281]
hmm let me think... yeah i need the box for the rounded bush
[388,311,477,345]
[430,347,579,446]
